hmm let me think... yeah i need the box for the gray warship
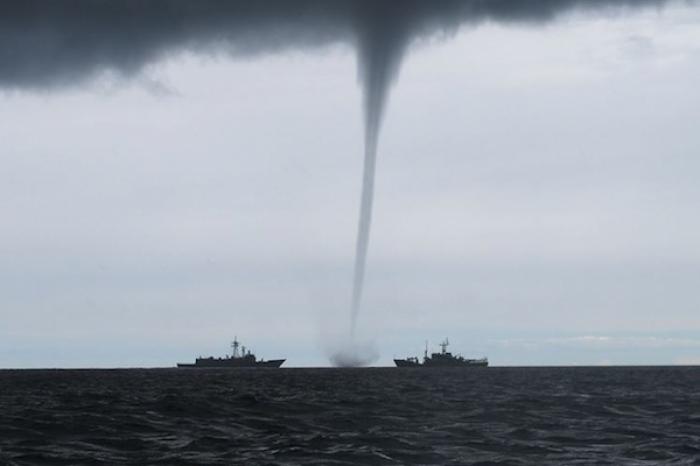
[394,339,488,368]
[177,338,285,368]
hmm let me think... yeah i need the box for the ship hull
[177,359,285,368]
[394,359,488,368]
[394,359,421,367]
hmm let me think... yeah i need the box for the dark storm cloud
[0,0,674,90]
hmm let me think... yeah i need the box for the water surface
[1,366,699,465]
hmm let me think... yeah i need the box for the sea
[1,366,699,465]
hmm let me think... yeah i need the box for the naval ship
[394,339,488,368]
[177,338,285,368]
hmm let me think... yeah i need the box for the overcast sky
[2,2,700,367]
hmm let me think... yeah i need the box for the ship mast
[231,337,240,358]
[440,338,449,354]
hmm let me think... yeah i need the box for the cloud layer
[0,0,674,90]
